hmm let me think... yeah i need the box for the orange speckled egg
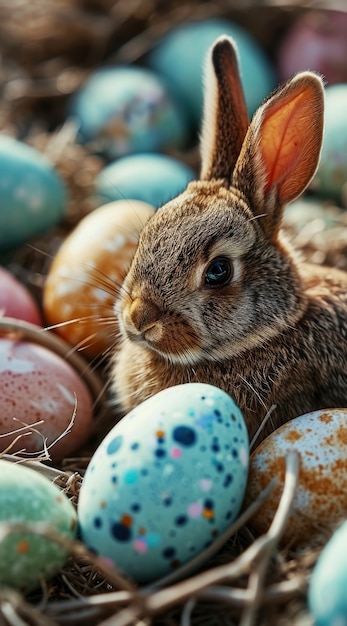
[0,338,93,461]
[245,408,347,546]
[43,200,155,358]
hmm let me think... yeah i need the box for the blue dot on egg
[107,435,123,455]
[111,522,132,542]
[175,515,188,527]
[155,448,166,458]
[131,442,139,450]
[173,425,196,446]
[223,474,233,488]
[162,547,176,559]
[131,503,141,513]
[94,517,103,529]
[124,469,139,484]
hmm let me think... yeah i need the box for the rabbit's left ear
[200,36,249,181]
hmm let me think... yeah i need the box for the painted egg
[0,266,42,325]
[313,84,347,204]
[245,408,347,545]
[0,459,77,591]
[68,66,189,159]
[147,18,276,127]
[95,154,195,209]
[0,135,66,251]
[0,338,93,461]
[309,520,347,626]
[43,200,155,358]
[277,10,347,84]
[78,383,249,583]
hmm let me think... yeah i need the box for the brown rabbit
[111,36,347,443]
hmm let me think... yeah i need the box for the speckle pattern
[78,382,249,583]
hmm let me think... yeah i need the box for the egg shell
[277,10,347,84]
[43,200,155,358]
[0,459,77,591]
[68,66,189,159]
[147,18,276,127]
[313,84,347,204]
[0,135,67,251]
[309,520,347,626]
[0,266,42,325]
[0,338,93,461]
[245,408,347,545]
[95,154,195,209]
[78,383,249,583]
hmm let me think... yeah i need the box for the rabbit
[111,35,347,443]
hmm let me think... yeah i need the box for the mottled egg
[147,18,276,127]
[78,383,249,583]
[68,66,189,159]
[43,200,155,358]
[0,266,42,325]
[0,338,93,461]
[309,520,347,626]
[0,135,66,251]
[277,10,347,84]
[245,408,347,545]
[313,84,347,204]
[95,154,195,209]
[0,459,77,591]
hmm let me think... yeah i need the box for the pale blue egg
[309,521,347,625]
[78,383,249,583]
[68,66,189,159]
[313,84,347,204]
[147,18,277,127]
[0,136,67,251]
[94,153,195,208]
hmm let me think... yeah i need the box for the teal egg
[95,153,195,208]
[309,521,347,625]
[0,460,77,591]
[147,18,277,127]
[0,136,67,251]
[69,66,189,159]
[314,84,347,204]
[78,383,249,583]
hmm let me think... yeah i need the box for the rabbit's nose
[129,297,161,333]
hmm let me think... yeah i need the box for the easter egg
[309,520,347,626]
[95,154,195,209]
[277,10,347,84]
[245,408,347,545]
[0,135,66,251]
[78,383,249,583]
[68,66,189,159]
[313,84,347,204]
[147,18,276,127]
[0,337,93,461]
[0,266,42,325]
[43,200,155,358]
[0,459,77,591]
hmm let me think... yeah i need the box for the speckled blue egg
[94,153,195,208]
[0,136,67,251]
[68,66,189,159]
[147,18,276,127]
[313,84,347,204]
[78,383,249,583]
[309,521,347,626]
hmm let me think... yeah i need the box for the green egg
[0,460,77,592]
[0,136,67,251]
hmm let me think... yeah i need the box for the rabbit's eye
[205,257,233,287]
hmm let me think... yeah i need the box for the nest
[0,1,346,625]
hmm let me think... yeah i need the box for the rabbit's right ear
[200,37,249,182]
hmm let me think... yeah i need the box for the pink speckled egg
[0,338,93,461]
[43,200,155,358]
[245,408,347,546]
[0,267,42,326]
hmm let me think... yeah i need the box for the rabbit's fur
[112,36,347,442]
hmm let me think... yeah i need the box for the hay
[0,1,345,624]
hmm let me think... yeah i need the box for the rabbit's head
[116,37,324,367]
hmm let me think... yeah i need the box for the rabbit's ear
[200,37,249,182]
[233,72,324,239]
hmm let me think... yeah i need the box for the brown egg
[43,200,155,358]
[245,408,347,546]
